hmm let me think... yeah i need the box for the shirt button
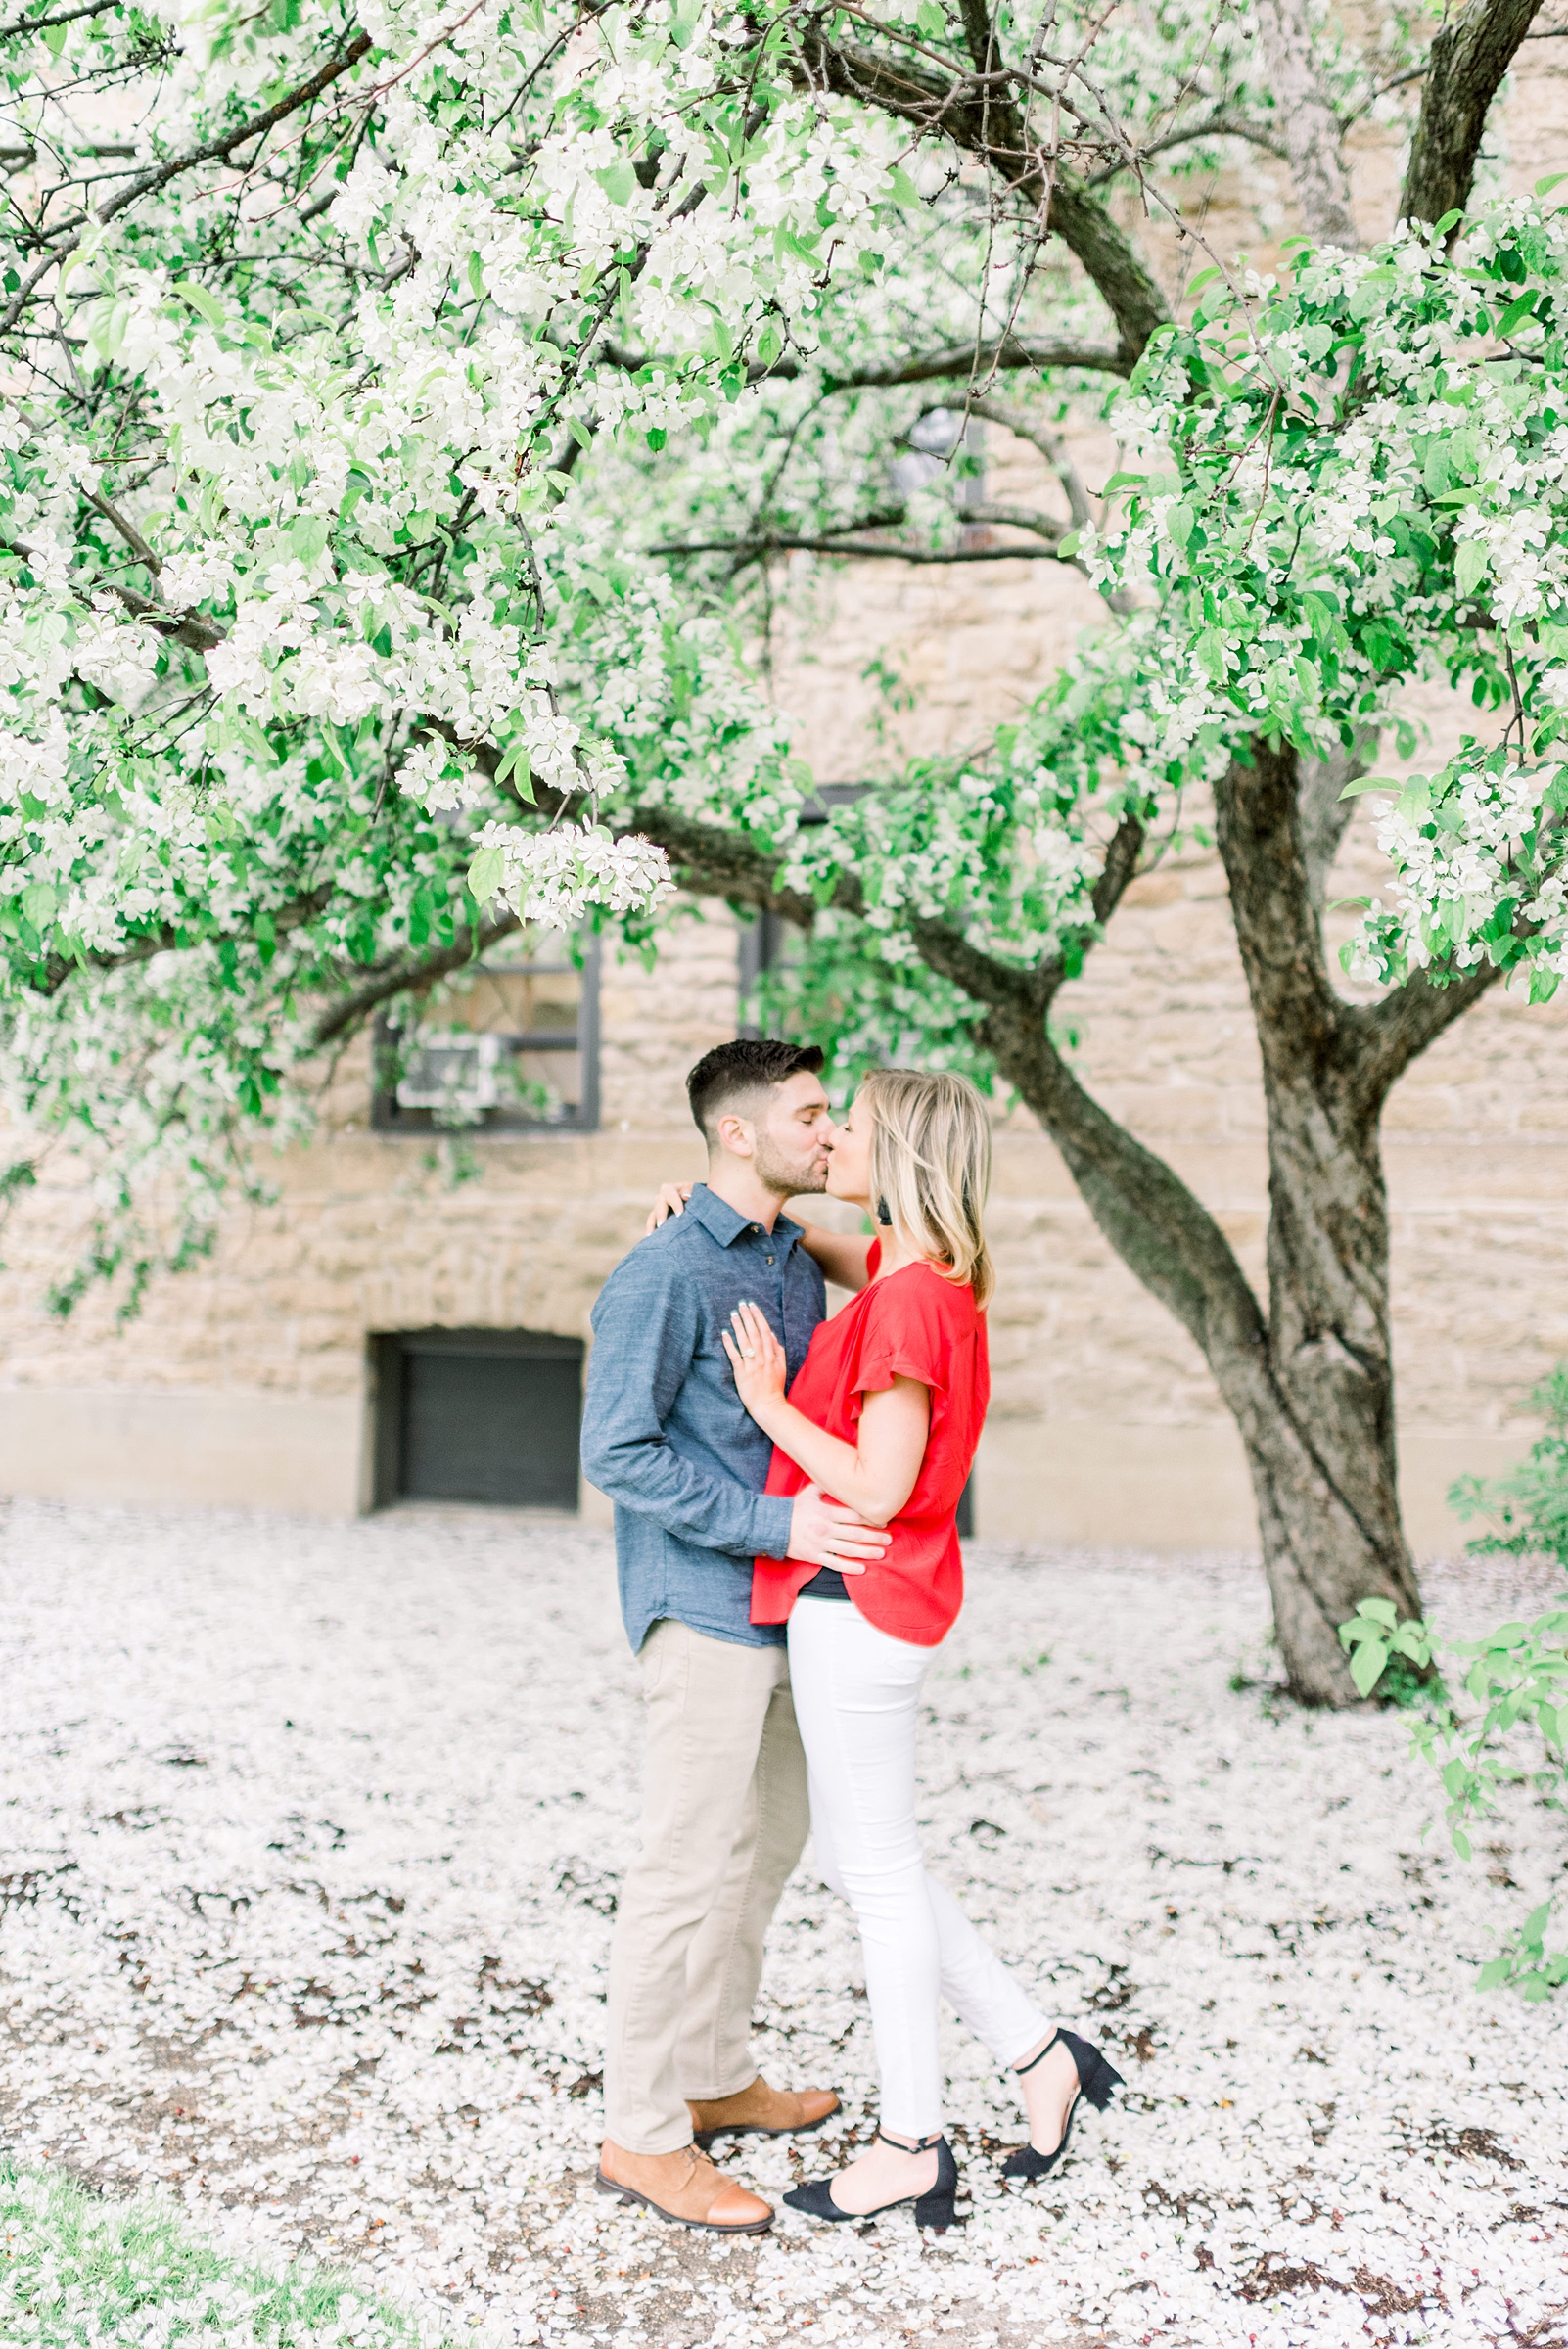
[766,1255,774,1265]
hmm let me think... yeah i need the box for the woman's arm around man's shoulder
[644,1181,873,1293]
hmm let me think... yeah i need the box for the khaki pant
[604,1619,809,2154]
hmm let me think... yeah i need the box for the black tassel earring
[876,1195,892,1225]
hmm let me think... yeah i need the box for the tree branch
[1214,742,1357,1080]
[0,29,372,334]
[310,910,524,1047]
[828,333,1131,386]
[965,392,1093,528]
[1297,732,1376,918]
[1400,0,1546,232]
[1360,958,1503,1101]
[1253,0,1359,247]
[1084,111,1287,187]
[649,530,1073,564]
[34,887,330,997]
[794,32,1169,368]
[0,0,122,39]
[601,331,1129,384]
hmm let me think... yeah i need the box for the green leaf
[1476,1957,1512,1990]
[915,0,945,31]
[1496,290,1540,337]
[1350,1639,1388,1697]
[1100,471,1146,495]
[568,414,593,451]
[596,162,635,207]
[1166,503,1195,550]
[467,251,486,299]
[1357,1597,1399,1628]
[289,514,331,566]
[170,280,226,331]
[21,883,57,931]
[467,845,506,903]
[1455,540,1490,599]
[886,164,923,210]
[1337,774,1400,801]
[43,17,67,56]
[1534,173,1568,199]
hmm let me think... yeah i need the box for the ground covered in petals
[0,1497,1564,2348]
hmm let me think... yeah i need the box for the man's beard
[753,1133,829,1197]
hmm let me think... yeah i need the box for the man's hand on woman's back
[786,1484,891,1576]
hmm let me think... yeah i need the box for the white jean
[787,1596,1048,2137]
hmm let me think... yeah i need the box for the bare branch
[85,487,161,575]
[829,332,1130,387]
[1401,0,1547,232]
[600,331,1130,385]
[1360,959,1504,1099]
[959,500,1069,541]
[648,530,1073,564]
[0,0,121,38]
[1084,112,1287,187]
[964,392,1093,529]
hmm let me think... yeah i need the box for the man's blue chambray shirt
[580,1183,827,1653]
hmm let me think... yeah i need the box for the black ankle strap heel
[784,2129,959,2233]
[1002,2028,1125,2183]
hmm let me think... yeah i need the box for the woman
[712,1069,1123,2229]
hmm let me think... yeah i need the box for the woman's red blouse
[751,1245,989,1647]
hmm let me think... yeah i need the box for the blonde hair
[859,1068,993,1311]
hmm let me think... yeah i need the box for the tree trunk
[1210,743,1423,1700]
[1252,0,1359,250]
[949,751,1452,1706]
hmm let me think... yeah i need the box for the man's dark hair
[686,1038,825,1144]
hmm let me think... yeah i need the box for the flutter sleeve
[849,1268,955,1406]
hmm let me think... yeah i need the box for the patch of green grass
[0,2161,455,2347]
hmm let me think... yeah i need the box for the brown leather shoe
[686,2074,841,2149]
[594,2140,773,2234]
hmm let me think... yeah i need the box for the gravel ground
[0,1496,1565,2349]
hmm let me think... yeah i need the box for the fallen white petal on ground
[0,1498,1564,2349]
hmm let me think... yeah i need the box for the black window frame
[371,931,601,1137]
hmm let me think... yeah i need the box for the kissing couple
[579,1038,1123,2234]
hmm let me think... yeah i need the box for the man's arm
[581,1247,796,1558]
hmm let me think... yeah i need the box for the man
[580,1038,889,2234]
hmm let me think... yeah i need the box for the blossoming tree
[0,0,1561,1698]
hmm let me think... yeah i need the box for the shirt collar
[686,1183,803,1251]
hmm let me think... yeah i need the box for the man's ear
[714,1110,755,1160]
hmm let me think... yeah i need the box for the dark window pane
[399,1344,581,1509]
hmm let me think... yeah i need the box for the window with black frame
[372,928,600,1135]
